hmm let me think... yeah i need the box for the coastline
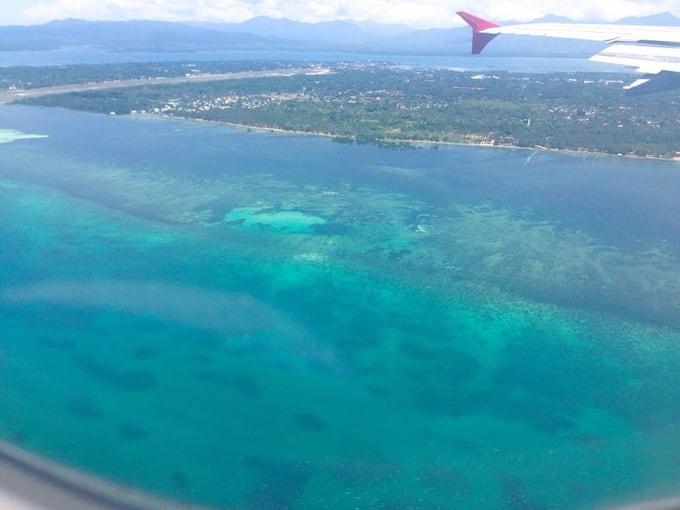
[0,441,211,510]
[1,70,676,162]
[142,112,680,163]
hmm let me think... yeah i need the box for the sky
[2,0,680,27]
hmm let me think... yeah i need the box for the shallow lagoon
[1,105,680,509]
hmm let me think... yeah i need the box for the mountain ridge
[0,13,677,55]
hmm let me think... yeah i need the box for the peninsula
[7,60,680,158]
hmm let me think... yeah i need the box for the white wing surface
[457,11,680,94]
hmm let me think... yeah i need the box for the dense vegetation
[12,61,680,158]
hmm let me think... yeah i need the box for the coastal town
[8,60,680,158]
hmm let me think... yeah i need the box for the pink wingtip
[456,11,501,54]
[456,11,501,32]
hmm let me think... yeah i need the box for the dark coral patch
[228,375,262,399]
[292,412,327,432]
[36,336,77,350]
[497,472,547,510]
[330,457,402,488]
[313,222,349,235]
[197,372,262,398]
[119,423,148,441]
[419,464,468,494]
[171,471,190,490]
[365,384,390,397]
[454,440,484,453]
[193,335,222,351]
[9,430,27,443]
[400,341,480,386]
[75,356,157,391]
[194,353,214,364]
[243,457,310,510]
[413,388,484,418]
[67,397,101,418]
[132,346,162,359]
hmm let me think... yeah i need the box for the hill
[0,13,677,55]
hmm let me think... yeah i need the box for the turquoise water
[1,105,680,509]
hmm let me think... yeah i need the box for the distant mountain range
[0,13,678,56]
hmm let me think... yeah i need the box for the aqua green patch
[224,207,327,233]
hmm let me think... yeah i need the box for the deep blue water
[1,105,680,509]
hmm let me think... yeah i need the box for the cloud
[19,0,680,26]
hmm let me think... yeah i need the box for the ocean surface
[0,46,625,73]
[1,104,680,509]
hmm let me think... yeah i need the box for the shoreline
[0,68,676,162]
[0,440,210,510]
[142,112,680,163]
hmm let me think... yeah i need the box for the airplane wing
[457,11,680,95]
